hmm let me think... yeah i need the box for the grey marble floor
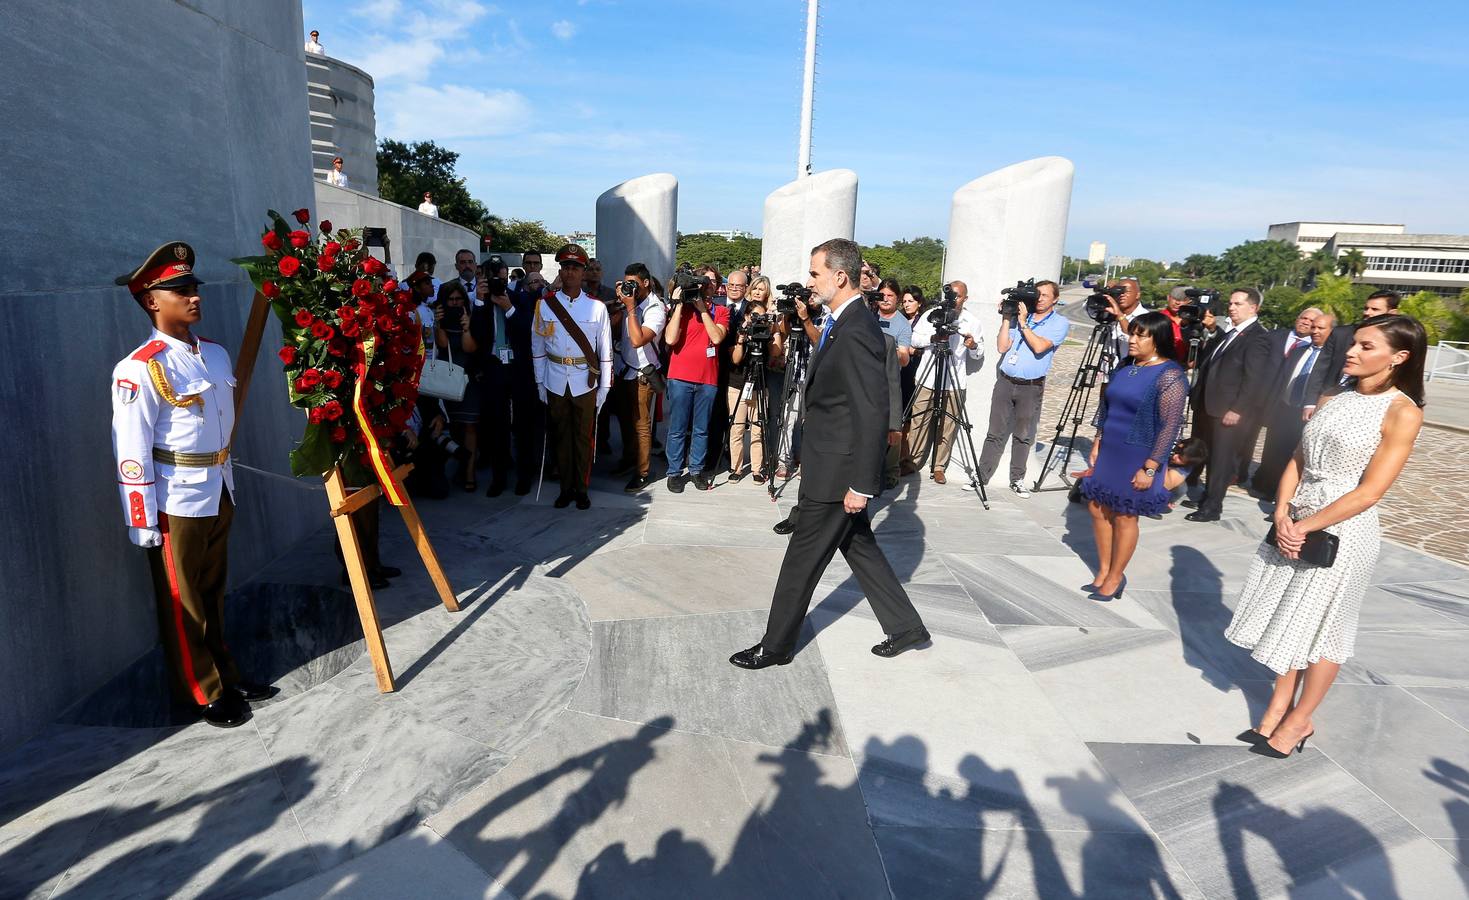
[2,461,1467,899]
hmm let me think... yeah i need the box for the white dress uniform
[531,290,614,408]
[112,330,236,527]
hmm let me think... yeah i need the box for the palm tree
[1337,249,1368,280]
[1304,247,1336,286]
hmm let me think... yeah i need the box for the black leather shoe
[1180,499,1200,509]
[772,517,795,535]
[554,492,574,509]
[575,492,591,510]
[872,626,931,658]
[374,565,402,579]
[693,473,714,491]
[667,474,686,494]
[233,681,279,703]
[201,694,250,728]
[514,479,533,496]
[1185,510,1221,523]
[624,473,654,493]
[729,643,794,669]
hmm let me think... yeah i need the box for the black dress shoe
[200,694,250,728]
[374,565,402,579]
[667,474,686,494]
[772,517,795,535]
[727,471,747,483]
[1185,510,1221,523]
[575,492,591,510]
[624,473,654,493]
[1180,499,1200,509]
[729,643,795,669]
[514,479,533,496]
[486,477,507,498]
[233,681,279,703]
[872,626,932,658]
[692,473,714,492]
[554,492,574,509]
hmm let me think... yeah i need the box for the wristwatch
[1143,466,1157,477]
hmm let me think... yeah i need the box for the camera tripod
[764,324,811,500]
[1031,319,1117,493]
[713,323,779,488]
[901,338,990,509]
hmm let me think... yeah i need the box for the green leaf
[289,420,335,478]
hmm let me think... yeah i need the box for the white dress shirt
[305,39,324,54]
[112,330,236,527]
[418,201,439,218]
[532,291,614,407]
[326,168,349,188]
[909,303,986,390]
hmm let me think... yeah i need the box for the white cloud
[339,0,492,83]
[379,83,533,140]
[550,20,577,40]
[359,0,403,23]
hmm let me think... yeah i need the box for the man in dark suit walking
[1301,290,1401,420]
[1185,288,1272,522]
[731,239,929,668]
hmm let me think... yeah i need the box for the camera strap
[542,293,600,388]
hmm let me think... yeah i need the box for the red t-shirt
[667,303,729,385]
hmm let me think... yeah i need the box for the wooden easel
[234,291,460,693]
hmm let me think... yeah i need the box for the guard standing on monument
[531,243,613,509]
[111,242,276,728]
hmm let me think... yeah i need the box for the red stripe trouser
[147,493,239,705]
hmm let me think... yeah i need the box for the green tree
[861,237,945,298]
[1216,239,1301,289]
[1261,285,1303,329]
[489,219,565,255]
[376,139,488,230]
[1303,247,1336,285]
[1399,291,1455,343]
[1337,248,1368,279]
[674,234,763,274]
[1301,273,1360,323]
[1182,253,1217,278]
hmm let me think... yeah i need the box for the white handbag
[417,339,468,401]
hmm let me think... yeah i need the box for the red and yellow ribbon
[350,335,408,506]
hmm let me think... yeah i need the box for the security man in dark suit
[1251,312,1334,495]
[1301,290,1401,420]
[731,239,929,668]
[1185,287,1272,522]
[478,255,540,496]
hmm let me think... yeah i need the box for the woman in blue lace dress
[1080,313,1189,599]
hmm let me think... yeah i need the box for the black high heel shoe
[1249,729,1313,759]
[1236,728,1267,745]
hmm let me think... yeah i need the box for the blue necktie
[818,316,835,351]
[1289,347,1319,405]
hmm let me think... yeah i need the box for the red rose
[387,405,412,428]
[351,278,372,298]
[320,220,334,235]
[293,208,311,224]
[317,254,336,272]
[322,369,343,389]
[328,338,348,357]
[344,239,361,252]
[391,381,418,399]
[361,256,386,276]
[382,279,398,293]
[293,308,313,327]
[288,230,310,248]
[278,256,302,277]
[330,426,348,443]
[300,367,323,389]
[308,407,326,424]
[261,280,281,299]
[310,321,334,340]
[278,345,297,365]
[339,318,361,338]
[323,400,345,421]
[323,241,342,256]
[261,231,283,252]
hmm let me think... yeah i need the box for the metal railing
[1428,341,1469,382]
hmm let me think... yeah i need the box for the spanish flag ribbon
[351,335,408,506]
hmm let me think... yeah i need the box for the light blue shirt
[875,310,912,349]
[1001,310,1070,379]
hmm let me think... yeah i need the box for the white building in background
[1267,221,1404,254]
[1325,232,1469,298]
[696,229,755,241]
[1088,241,1107,264]
[567,230,597,258]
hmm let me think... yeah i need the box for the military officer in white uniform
[111,241,275,728]
[531,243,613,509]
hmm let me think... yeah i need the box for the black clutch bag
[1264,523,1339,567]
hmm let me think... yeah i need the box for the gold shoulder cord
[534,301,556,338]
[147,359,202,410]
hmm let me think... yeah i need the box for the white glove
[596,390,609,410]
[538,386,548,405]
[129,526,163,549]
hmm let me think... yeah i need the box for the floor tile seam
[1397,684,1469,737]
[249,715,328,875]
[413,820,512,895]
[39,750,154,900]
[1307,739,1451,849]
[562,708,853,762]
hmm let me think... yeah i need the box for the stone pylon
[595,173,678,285]
[759,169,858,289]
[942,156,1075,486]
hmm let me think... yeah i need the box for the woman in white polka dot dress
[1225,315,1427,759]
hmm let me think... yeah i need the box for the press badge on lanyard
[497,347,514,364]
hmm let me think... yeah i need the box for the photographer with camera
[903,280,984,484]
[663,266,729,492]
[871,278,911,488]
[1098,278,1146,369]
[727,276,783,483]
[771,282,825,481]
[434,280,484,491]
[979,279,1069,497]
[612,264,667,493]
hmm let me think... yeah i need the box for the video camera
[1176,289,1216,346]
[1084,284,1126,324]
[775,282,813,316]
[741,311,779,353]
[999,279,1040,320]
[1183,287,1218,307]
[671,263,712,303]
[925,283,962,337]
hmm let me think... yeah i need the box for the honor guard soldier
[111,241,276,728]
[531,243,613,509]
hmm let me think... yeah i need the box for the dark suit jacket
[1303,322,1356,406]
[1270,342,1312,410]
[800,299,890,501]
[1192,320,1272,420]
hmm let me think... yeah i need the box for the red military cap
[554,243,589,266]
[115,241,205,295]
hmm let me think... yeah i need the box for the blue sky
[303,0,1468,262]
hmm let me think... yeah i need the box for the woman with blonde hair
[728,275,783,483]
